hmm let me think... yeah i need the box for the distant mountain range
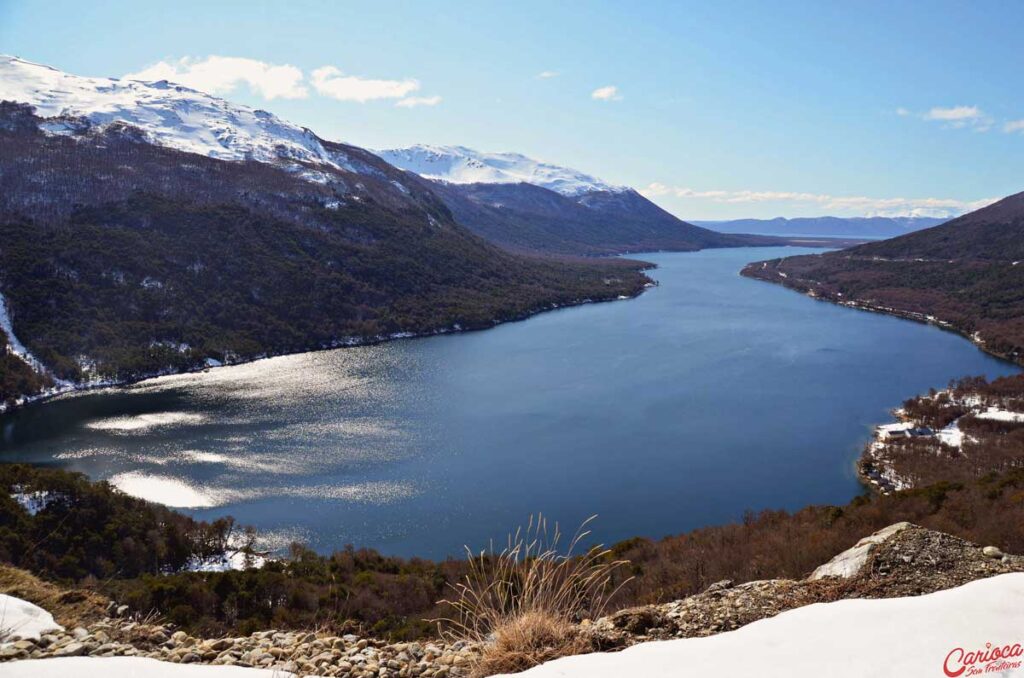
[693,216,948,239]
[743,192,1024,364]
[0,56,652,406]
[379,144,778,255]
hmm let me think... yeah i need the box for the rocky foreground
[1,523,1021,677]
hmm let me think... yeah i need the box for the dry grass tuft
[471,610,590,677]
[0,563,109,627]
[437,515,631,676]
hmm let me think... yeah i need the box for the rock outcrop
[587,522,1022,649]
[1,523,1021,677]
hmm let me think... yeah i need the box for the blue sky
[2,0,1022,219]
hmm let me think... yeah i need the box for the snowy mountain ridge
[376,144,629,197]
[0,55,369,176]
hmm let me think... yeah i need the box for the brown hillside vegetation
[4,464,1024,639]
[741,190,1024,364]
[861,374,1024,490]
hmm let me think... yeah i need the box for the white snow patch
[10,489,56,516]
[182,528,268,572]
[506,573,1024,678]
[809,522,911,580]
[376,144,628,197]
[0,656,292,677]
[184,550,266,573]
[0,291,69,386]
[976,408,1024,423]
[0,594,63,643]
[936,420,964,448]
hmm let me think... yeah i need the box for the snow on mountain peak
[375,144,628,197]
[0,55,347,171]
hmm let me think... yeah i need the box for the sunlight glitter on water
[109,471,227,508]
[85,412,207,432]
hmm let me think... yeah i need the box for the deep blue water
[1,247,1018,558]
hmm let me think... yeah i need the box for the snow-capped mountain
[0,65,651,406]
[377,144,774,255]
[376,144,628,197]
[0,55,368,176]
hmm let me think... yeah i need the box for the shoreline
[740,263,1024,498]
[1,278,658,416]
[0,243,852,416]
[740,264,1023,369]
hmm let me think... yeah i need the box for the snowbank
[0,595,63,643]
[0,657,293,677]
[976,407,1024,423]
[504,573,1024,678]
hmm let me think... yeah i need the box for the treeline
[5,464,1024,639]
[0,465,236,580]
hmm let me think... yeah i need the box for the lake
[0,247,1018,559]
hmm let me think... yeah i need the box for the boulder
[808,522,912,580]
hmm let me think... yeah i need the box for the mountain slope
[694,215,947,238]
[0,62,650,407]
[428,181,767,255]
[0,55,360,173]
[742,191,1024,363]
[379,144,775,255]
[376,144,626,196]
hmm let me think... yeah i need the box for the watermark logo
[943,641,1023,676]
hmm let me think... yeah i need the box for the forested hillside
[742,191,1024,364]
[0,102,649,402]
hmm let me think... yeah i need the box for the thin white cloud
[125,56,308,100]
[311,66,420,103]
[395,95,442,108]
[640,183,997,218]
[591,85,621,101]
[897,105,992,131]
[1004,119,1024,134]
[537,71,559,79]
[923,105,983,122]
